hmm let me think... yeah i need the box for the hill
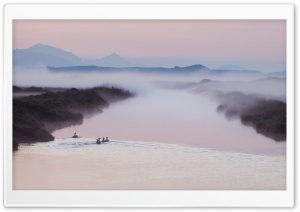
[83,53,137,67]
[13,43,137,68]
[13,87,134,151]
[47,64,212,75]
[13,43,82,67]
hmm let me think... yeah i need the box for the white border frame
[4,4,294,207]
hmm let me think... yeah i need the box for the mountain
[83,53,137,67]
[46,64,212,75]
[13,43,138,68]
[13,50,75,67]
[27,43,82,64]
[14,43,285,79]
[47,64,276,81]
[13,43,82,67]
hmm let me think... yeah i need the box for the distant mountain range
[13,43,286,78]
[47,64,285,79]
[47,64,210,75]
[13,43,137,68]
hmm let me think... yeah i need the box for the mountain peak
[185,64,209,70]
[106,53,122,59]
[32,43,48,47]
[14,43,82,67]
[102,53,125,61]
[82,52,140,67]
[111,53,119,56]
[29,43,58,51]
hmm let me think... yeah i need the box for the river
[13,72,286,190]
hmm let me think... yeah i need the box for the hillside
[13,87,134,150]
[13,43,136,68]
[217,98,286,142]
[240,100,286,142]
[13,43,285,79]
[13,43,82,67]
[47,64,211,75]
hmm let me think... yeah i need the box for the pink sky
[13,20,286,71]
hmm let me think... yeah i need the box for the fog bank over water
[13,67,286,154]
[14,67,192,93]
[13,67,286,92]
[11,67,281,155]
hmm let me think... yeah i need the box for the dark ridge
[217,99,286,142]
[13,85,22,92]
[13,87,134,151]
[47,65,116,72]
[46,64,210,74]
[24,86,46,92]
[240,100,286,142]
[91,86,134,102]
[13,86,69,93]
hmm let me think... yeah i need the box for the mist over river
[13,70,286,190]
[53,87,285,155]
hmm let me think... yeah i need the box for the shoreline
[12,86,134,151]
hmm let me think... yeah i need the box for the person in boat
[102,137,106,142]
[72,132,78,138]
[106,137,109,142]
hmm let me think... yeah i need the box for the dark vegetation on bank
[13,86,134,151]
[217,99,286,142]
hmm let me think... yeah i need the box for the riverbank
[13,86,134,150]
[217,99,286,142]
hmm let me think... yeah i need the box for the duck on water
[96,137,109,144]
[72,132,109,144]
[72,132,79,138]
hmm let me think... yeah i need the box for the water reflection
[13,137,286,190]
[53,88,286,155]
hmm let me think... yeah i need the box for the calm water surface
[13,85,286,190]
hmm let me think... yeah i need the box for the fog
[14,67,197,94]
[155,77,286,120]
[14,67,286,155]
[156,78,286,99]
[13,67,286,92]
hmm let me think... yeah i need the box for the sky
[13,20,286,72]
